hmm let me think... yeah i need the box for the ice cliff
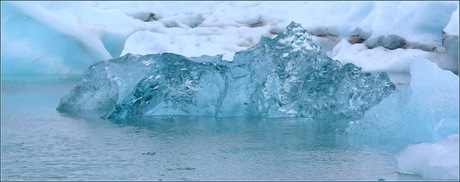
[58,22,396,119]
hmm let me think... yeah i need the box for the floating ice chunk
[97,22,395,119]
[57,54,152,111]
[216,22,394,119]
[102,53,228,118]
[346,58,459,143]
[396,134,459,180]
[58,22,395,119]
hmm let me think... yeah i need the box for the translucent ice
[57,54,153,111]
[103,53,228,118]
[346,58,459,143]
[59,22,395,119]
[396,134,459,180]
[214,23,395,119]
[105,22,395,118]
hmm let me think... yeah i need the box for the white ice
[443,3,459,60]
[444,3,459,37]
[332,38,458,74]
[1,1,458,74]
[396,134,459,180]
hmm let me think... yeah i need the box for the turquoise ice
[346,58,459,143]
[58,22,396,119]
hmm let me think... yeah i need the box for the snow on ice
[1,1,458,75]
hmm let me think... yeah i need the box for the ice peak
[275,22,319,52]
[285,21,305,33]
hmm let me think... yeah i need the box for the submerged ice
[58,22,395,119]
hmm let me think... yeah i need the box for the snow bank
[332,38,458,74]
[1,1,458,74]
[396,134,459,180]
[346,58,459,143]
[121,29,259,61]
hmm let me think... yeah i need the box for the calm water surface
[1,75,423,181]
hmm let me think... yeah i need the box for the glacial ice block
[58,22,396,119]
[103,53,229,118]
[213,23,395,118]
[396,134,459,180]
[346,58,459,143]
[57,54,153,111]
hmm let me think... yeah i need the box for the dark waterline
[1,74,423,180]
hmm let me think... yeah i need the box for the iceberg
[59,22,396,119]
[346,58,459,143]
[103,53,229,118]
[396,134,459,180]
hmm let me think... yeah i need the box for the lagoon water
[1,75,423,180]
